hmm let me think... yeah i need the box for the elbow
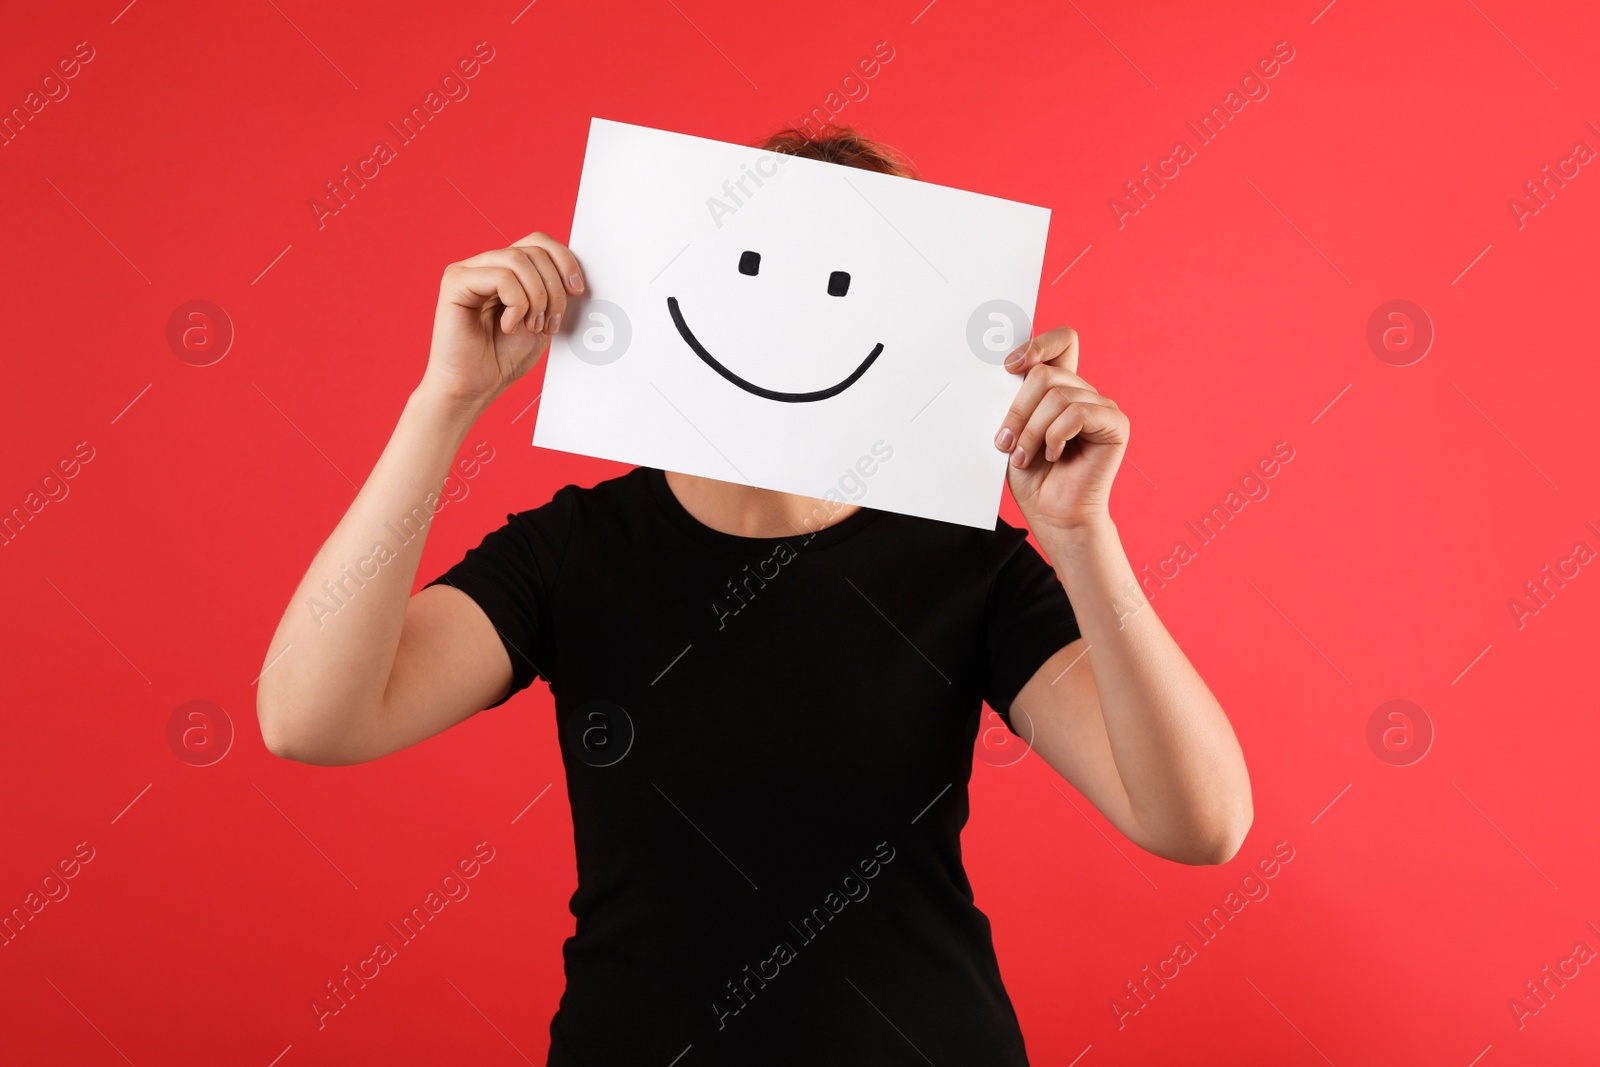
[261,725,310,764]
[1159,821,1249,867]
[257,692,308,763]
[256,690,347,766]
[1194,817,1251,866]
[1150,790,1253,867]
[259,725,351,767]
[1187,796,1255,866]
[1186,758,1255,865]
[257,687,287,756]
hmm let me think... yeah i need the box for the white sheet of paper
[533,117,1051,529]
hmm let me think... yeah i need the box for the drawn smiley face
[666,249,884,403]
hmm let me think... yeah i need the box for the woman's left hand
[993,326,1129,536]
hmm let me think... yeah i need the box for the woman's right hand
[420,231,586,411]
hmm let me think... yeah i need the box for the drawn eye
[827,271,851,297]
[739,251,761,276]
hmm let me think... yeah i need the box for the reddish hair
[755,125,919,180]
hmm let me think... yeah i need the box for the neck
[664,470,859,539]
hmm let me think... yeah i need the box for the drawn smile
[667,297,883,403]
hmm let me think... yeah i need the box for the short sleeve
[982,525,1082,728]
[423,487,575,708]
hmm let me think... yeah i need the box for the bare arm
[995,327,1253,865]
[1011,524,1251,865]
[256,232,585,766]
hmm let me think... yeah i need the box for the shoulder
[503,465,652,529]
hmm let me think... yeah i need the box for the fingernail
[533,311,544,332]
[547,312,562,332]
[1004,350,1024,370]
[1011,446,1026,467]
[568,272,584,292]
[994,427,1015,451]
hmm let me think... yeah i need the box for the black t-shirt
[425,466,1080,1066]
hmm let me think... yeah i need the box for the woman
[257,127,1252,1065]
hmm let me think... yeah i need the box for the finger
[460,248,549,331]
[512,231,585,295]
[1012,385,1111,466]
[444,264,532,335]
[1024,401,1131,469]
[1035,369,1114,406]
[1002,326,1079,376]
[520,246,569,334]
[1010,361,1108,406]
[995,366,1114,454]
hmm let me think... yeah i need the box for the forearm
[1037,518,1252,861]
[257,385,483,755]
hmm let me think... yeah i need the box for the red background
[3,0,1598,1063]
